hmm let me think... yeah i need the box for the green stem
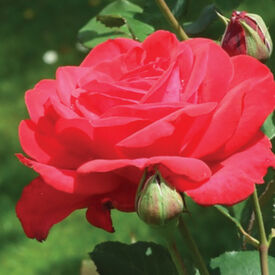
[178,215,210,275]
[155,0,189,40]
[156,225,188,275]
[215,206,259,248]
[252,188,269,275]
[167,239,188,275]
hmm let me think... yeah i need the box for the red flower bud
[220,11,272,61]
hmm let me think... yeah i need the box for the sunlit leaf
[262,112,275,140]
[78,0,154,48]
[211,251,275,274]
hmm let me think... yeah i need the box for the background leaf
[211,251,275,274]
[183,4,218,35]
[78,0,154,48]
[90,241,178,275]
[214,0,243,11]
[262,112,275,140]
[171,0,188,20]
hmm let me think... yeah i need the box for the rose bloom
[17,31,275,241]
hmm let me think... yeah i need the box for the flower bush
[17,30,275,241]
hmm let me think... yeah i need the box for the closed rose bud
[136,171,184,226]
[220,11,272,61]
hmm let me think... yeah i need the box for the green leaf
[132,0,188,31]
[90,241,178,275]
[262,112,275,140]
[214,0,243,11]
[183,4,217,35]
[211,251,275,274]
[231,199,248,222]
[78,0,154,48]
[214,205,259,247]
[214,205,243,228]
[171,0,187,19]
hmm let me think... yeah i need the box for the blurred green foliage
[0,0,274,274]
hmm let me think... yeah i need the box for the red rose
[17,31,275,241]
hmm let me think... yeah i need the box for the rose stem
[155,0,189,41]
[178,215,210,275]
[252,188,269,275]
[156,226,188,275]
[167,237,188,275]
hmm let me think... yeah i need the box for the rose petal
[81,38,140,67]
[123,46,146,71]
[80,80,146,101]
[91,117,150,158]
[56,66,89,106]
[102,102,188,120]
[55,118,95,160]
[214,57,275,157]
[17,154,76,193]
[16,177,89,241]
[86,202,114,233]
[76,92,136,118]
[25,80,57,123]
[229,55,273,89]
[17,154,121,195]
[149,156,211,182]
[78,158,146,174]
[117,103,216,157]
[184,38,233,103]
[180,45,208,103]
[78,156,211,182]
[187,82,245,158]
[19,119,88,169]
[140,44,193,104]
[142,30,180,63]
[186,133,275,205]
[109,183,137,212]
[19,120,52,164]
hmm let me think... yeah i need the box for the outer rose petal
[25,79,57,123]
[187,82,245,158]
[78,156,211,182]
[17,154,121,195]
[16,177,89,241]
[229,55,273,89]
[85,183,138,232]
[86,202,114,233]
[212,56,275,158]
[81,38,140,67]
[19,119,93,169]
[186,134,275,205]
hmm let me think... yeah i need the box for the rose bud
[219,11,272,61]
[136,171,184,226]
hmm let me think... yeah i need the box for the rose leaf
[210,251,275,274]
[89,241,178,275]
